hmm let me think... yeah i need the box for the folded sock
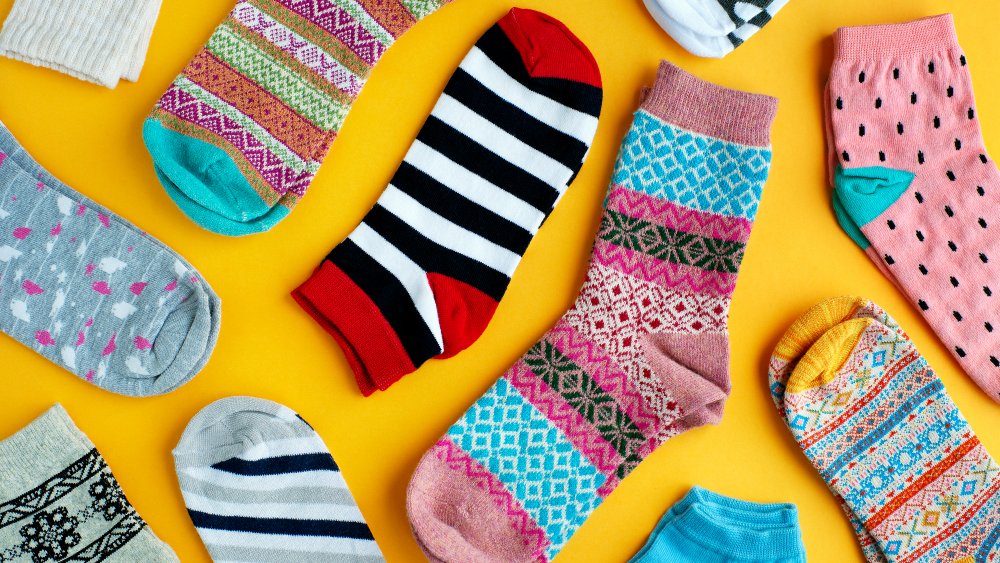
[643,0,790,58]
[142,0,453,236]
[827,14,1000,403]
[0,0,163,88]
[0,404,178,562]
[0,121,221,396]
[770,297,1000,562]
[293,8,602,395]
[173,396,383,562]
[630,486,806,563]
[405,61,776,563]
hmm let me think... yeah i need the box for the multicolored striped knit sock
[769,297,1000,562]
[142,0,453,236]
[173,397,383,562]
[292,8,602,396]
[406,61,776,562]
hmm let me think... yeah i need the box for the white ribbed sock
[0,0,163,88]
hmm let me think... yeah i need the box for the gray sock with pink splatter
[0,121,221,396]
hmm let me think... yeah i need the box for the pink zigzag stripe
[504,362,624,478]
[545,320,664,439]
[593,239,737,297]
[432,439,550,560]
[277,0,386,65]
[233,2,365,97]
[158,86,311,196]
[607,185,753,243]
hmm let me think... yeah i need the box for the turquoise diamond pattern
[447,378,606,559]
[611,111,770,219]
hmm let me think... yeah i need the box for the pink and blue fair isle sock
[143,0,454,236]
[406,61,777,562]
[0,121,221,396]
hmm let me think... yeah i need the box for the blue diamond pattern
[447,378,606,559]
[611,111,771,219]
[872,350,886,367]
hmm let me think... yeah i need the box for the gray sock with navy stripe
[173,397,383,562]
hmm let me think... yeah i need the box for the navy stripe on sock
[211,453,339,476]
[187,510,375,540]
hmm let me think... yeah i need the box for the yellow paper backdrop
[2,0,1000,561]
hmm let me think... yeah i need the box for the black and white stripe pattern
[174,397,383,562]
[326,21,603,368]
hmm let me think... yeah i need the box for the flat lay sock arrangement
[0,404,178,562]
[0,121,221,396]
[770,296,1000,562]
[642,0,790,57]
[406,61,776,562]
[142,0,455,235]
[293,8,603,395]
[827,15,1000,403]
[173,397,383,562]
[0,0,163,88]
[630,486,806,563]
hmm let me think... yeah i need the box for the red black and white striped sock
[292,8,602,395]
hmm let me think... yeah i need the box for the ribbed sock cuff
[0,0,163,87]
[641,60,778,147]
[834,14,959,61]
[0,405,93,492]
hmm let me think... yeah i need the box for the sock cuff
[641,60,777,147]
[834,14,959,62]
[0,404,93,483]
[0,0,163,88]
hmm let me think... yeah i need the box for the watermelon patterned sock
[405,61,776,562]
[826,15,1000,403]
[769,297,1000,562]
[142,0,453,236]
[292,8,603,396]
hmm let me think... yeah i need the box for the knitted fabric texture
[0,404,178,562]
[0,120,221,396]
[142,0,453,235]
[826,14,1000,403]
[0,0,163,88]
[769,296,1000,562]
[630,486,806,563]
[292,8,602,396]
[642,0,790,58]
[405,60,776,562]
[173,396,383,562]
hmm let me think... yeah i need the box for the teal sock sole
[142,119,281,235]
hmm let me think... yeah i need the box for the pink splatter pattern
[50,223,61,236]
[130,282,147,295]
[84,263,95,277]
[22,280,43,295]
[91,281,111,295]
[164,280,178,292]
[12,227,31,240]
[76,204,86,216]
[35,330,55,346]
[134,336,152,350]
[102,333,117,356]
[76,331,86,346]
[98,213,110,228]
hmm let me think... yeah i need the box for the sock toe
[407,441,545,563]
[498,8,602,88]
[143,119,275,227]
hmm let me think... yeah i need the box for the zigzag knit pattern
[144,0,448,234]
[407,62,776,562]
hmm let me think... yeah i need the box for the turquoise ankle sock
[630,486,806,563]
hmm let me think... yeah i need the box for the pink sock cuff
[641,60,778,148]
[834,14,959,61]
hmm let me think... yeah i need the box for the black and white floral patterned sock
[0,404,178,562]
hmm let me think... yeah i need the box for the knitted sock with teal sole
[143,0,453,236]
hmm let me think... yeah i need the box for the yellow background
[1,0,1000,561]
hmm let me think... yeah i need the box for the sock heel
[641,332,731,427]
